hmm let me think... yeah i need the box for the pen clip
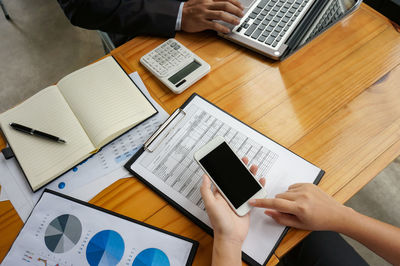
[144,108,186,152]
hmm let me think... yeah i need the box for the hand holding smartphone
[194,136,267,216]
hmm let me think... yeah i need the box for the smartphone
[194,136,267,216]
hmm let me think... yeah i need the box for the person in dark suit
[57,0,244,46]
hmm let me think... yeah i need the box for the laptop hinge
[281,0,329,59]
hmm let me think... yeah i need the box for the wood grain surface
[1,3,400,265]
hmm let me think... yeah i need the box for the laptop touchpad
[240,0,255,9]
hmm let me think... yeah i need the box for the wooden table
[1,3,400,265]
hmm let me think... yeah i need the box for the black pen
[9,123,67,144]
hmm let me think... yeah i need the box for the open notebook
[0,57,157,191]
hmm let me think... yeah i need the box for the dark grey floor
[1,1,399,265]
[343,157,400,265]
[0,0,104,113]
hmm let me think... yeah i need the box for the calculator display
[168,60,201,85]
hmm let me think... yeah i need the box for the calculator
[140,39,210,94]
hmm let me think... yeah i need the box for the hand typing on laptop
[182,0,245,34]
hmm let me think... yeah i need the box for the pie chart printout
[44,214,82,253]
[132,248,170,266]
[86,230,125,266]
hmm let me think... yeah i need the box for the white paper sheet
[2,191,195,266]
[0,72,169,222]
[131,95,323,265]
[0,155,38,217]
[0,186,8,202]
[0,161,9,202]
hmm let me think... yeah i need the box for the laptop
[219,0,363,60]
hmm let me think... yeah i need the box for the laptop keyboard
[237,0,310,48]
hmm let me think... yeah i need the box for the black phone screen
[199,142,262,208]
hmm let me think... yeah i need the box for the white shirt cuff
[175,2,184,31]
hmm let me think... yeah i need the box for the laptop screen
[282,0,362,59]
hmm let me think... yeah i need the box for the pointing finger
[249,198,298,215]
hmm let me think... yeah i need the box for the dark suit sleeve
[57,0,181,38]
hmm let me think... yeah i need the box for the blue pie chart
[132,248,170,266]
[86,230,125,266]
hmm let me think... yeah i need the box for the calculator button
[155,47,164,53]
[170,58,178,66]
[181,51,191,58]
[165,62,173,68]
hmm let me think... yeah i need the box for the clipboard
[2,189,198,265]
[125,93,325,266]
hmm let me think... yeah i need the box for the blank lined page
[57,57,157,147]
[0,86,95,191]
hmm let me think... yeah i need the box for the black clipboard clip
[0,128,15,159]
[144,108,186,152]
[1,147,14,159]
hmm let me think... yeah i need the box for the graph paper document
[2,190,197,266]
[127,94,324,266]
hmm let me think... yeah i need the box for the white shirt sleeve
[175,2,185,31]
